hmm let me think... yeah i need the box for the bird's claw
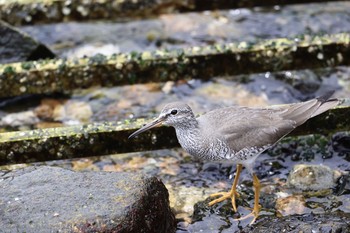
[233,204,261,225]
[208,191,240,212]
[233,212,257,225]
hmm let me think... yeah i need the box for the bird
[128,92,339,224]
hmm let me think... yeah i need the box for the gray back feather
[197,94,338,152]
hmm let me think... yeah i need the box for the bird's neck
[174,119,201,154]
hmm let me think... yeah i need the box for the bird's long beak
[128,116,165,139]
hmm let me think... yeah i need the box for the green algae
[0,0,348,26]
[0,119,179,165]
[0,106,349,165]
[0,33,350,98]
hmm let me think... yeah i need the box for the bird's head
[128,102,195,139]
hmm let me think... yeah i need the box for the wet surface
[0,166,176,233]
[1,2,350,131]
[1,133,349,232]
[241,212,350,233]
[1,66,349,132]
[1,1,350,232]
[20,2,350,58]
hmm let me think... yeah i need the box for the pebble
[0,111,39,127]
[275,195,307,216]
[34,99,62,120]
[166,184,220,219]
[287,164,342,191]
[162,81,175,94]
[52,100,93,123]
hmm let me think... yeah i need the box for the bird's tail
[281,91,339,125]
[311,91,339,117]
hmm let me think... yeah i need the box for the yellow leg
[208,164,243,212]
[235,173,261,225]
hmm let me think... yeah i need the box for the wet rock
[0,110,39,127]
[244,212,350,233]
[34,99,63,120]
[275,195,307,216]
[187,214,229,233]
[35,122,64,129]
[62,100,93,123]
[162,81,175,94]
[34,99,93,124]
[275,70,322,97]
[334,174,350,196]
[66,44,121,58]
[195,82,268,107]
[0,20,55,63]
[0,166,175,233]
[167,184,219,220]
[180,185,350,232]
[188,199,235,233]
[331,132,350,153]
[287,164,341,191]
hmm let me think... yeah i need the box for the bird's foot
[233,205,261,225]
[208,190,240,212]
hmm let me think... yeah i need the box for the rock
[187,214,229,233]
[188,199,234,233]
[35,122,64,129]
[162,81,175,94]
[167,184,220,221]
[65,44,121,58]
[286,164,341,191]
[39,100,93,123]
[34,98,63,120]
[243,212,350,233]
[195,82,268,107]
[63,100,93,123]
[275,195,307,216]
[185,189,350,232]
[0,110,39,127]
[331,132,350,153]
[0,166,175,233]
[0,20,55,63]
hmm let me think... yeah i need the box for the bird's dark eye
[171,109,178,115]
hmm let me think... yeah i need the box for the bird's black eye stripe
[171,109,178,115]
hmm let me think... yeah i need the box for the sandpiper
[129,92,338,224]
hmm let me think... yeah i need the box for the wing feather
[198,106,296,152]
[196,93,337,153]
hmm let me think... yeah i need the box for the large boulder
[0,166,175,232]
[0,20,55,64]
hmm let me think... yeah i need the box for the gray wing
[197,98,331,152]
